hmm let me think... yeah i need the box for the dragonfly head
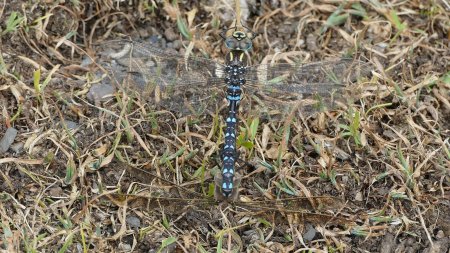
[225,34,253,51]
[221,25,257,51]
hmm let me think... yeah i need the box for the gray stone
[148,35,160,44]
[87,83,116,103]
[355,191,363,202]
[380,233,395,253]
[172,40,182,50]
[303,224,317,242]
[126,215,141,230]
[119,243,132,251]
[0,128,18,153]
[423,237,450,253]
[10,142,23,154]
[306,33,318,51]
[80,55,93,67]
[164,27,178,41]
[76,243,83,253]
[63,120,78,130]
[436,230,445,239]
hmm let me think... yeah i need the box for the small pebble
[160,38,167,49]
[0,127,18,153]
[436,230,444,239]
[119,243,132,251]
[80,55,93,67]
[76,243,83,253]
[49,186,64,197]
[341,175,349,185]
[164,27,178,41]
[355,192,363,202]
[10,142,23,154]
[126,215,141,230]
[303,224,317,242]
[306,33,318,51]
[380,233,395,253]
[63,120,78,130]
[87,83,116,103]
[137,27,151,38]
[148,35,160,44]
[172,40,182,50]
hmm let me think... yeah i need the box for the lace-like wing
[244,59,371,116]
[118,163,356,226]
[99,40,226,115]
[99,40,371,116]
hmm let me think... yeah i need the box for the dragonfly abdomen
[221,107,237,196]
[220,49,248,197]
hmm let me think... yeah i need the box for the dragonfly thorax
[225,64,246,74]
[226,50,248,66]
[225,76,245,86]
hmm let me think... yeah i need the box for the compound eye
[225,38,236,49]
[239,40,252,51]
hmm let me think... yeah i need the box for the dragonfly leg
[235,157,256,172]
[219,26,228,39]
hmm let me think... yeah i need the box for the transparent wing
[116,192,353,225]
[122,164,352,225]
[101,163,356,252]
[98,39,227,116]
[244,59,371,116]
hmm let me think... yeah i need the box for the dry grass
[0,0,449,252]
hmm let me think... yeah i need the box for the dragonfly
[99,161,356,251]
[98,25,370,200]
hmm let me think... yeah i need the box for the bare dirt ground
[1,1,449,252]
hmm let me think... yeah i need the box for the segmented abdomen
[220,50,247,196]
